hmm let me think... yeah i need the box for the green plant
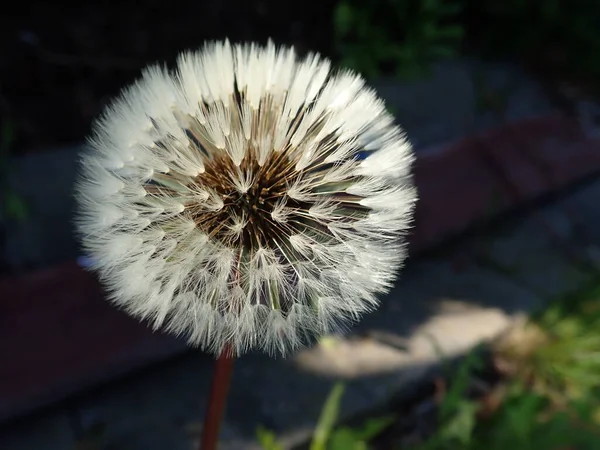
[476,385,600,450]
[333,0,464,79]
[468,0,600,81]
[256,382,395,450]
[256,426,284,450]
[495,282,600,402]
[413,351,482,450]
[415,283,600,450]
[414,364,600,449]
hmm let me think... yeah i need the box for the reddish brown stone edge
[1,113,599,423]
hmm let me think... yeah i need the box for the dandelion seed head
[75,40,417,357]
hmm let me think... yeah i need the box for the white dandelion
[75,40,417,357]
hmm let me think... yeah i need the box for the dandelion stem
[200,343,235,450]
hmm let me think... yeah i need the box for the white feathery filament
[75,40,417,357]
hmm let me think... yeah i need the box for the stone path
[2,174,599,450]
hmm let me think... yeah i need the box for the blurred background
[3,0,600,154]
[2,0,600,449]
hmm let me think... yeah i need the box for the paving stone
[478,180,600,298]
[476,114,600,199]
[4,146,80,271]
[62,246,543,449]
[0,261,187,423]
[554,180,600,267]
[375,59,555,150]
[70,349,372,450]
[465,59,556,130]
[0,409,74,450]
[73,353,217,450]
[373,61,477,148]
[410,114,600,253]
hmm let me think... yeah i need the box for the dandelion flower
[75,40,416,357]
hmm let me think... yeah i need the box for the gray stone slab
[373,61,477,149]
[476,182,600,298]
[4,146,81,271]
[0,409,74,450]
[56,250,541,450]
[68,350,372,450]
[374,59,555,150]
[71,354,215,450]
[466,59,556,131]
[553,180,600,268]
